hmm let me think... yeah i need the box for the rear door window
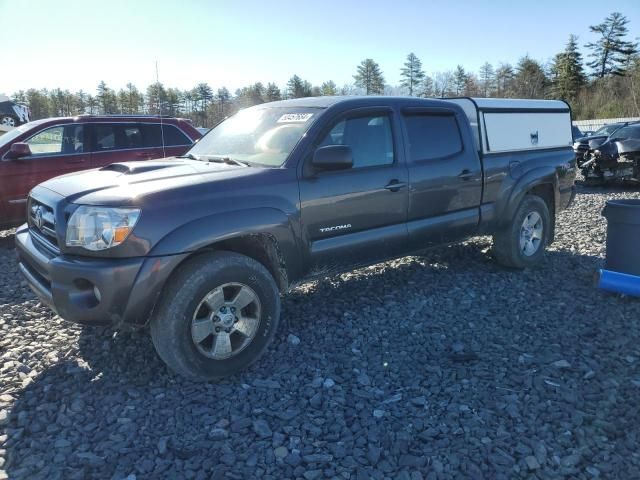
[93,125,119,151]
[139,124,163,147]
[123,126,144,148]
[403,114,463,161]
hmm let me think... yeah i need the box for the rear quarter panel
[480,147,576,230]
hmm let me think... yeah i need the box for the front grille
[28,197,59,250]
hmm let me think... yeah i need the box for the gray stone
[553,359,572,369]
[252,419,272,438]
[525,456,540,470]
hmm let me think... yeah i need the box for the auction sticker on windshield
[277,113,314,123]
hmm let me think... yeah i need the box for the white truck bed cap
[443,97,572,154]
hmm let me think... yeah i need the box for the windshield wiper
[177,153,200,161]
[205,156,251,167]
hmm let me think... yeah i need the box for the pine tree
[452,65,468,95]
[354,59,385,95]
[495,63,515,97]
[196,83,213,111]
[550,34,586,101]
[126,83,142,113]
[250,82,266,105]
[513,56,548,98]
[216,87,231,121]
[321,80,337,96]
[418,76,435,98]
[76,90,87,114]
[586,12,638,77]
[400,53,425,96]
[146,82,168,115]
[265,83,282,102]
[479,62,495,97]
[96,81,117,114]
[286,75,312,98]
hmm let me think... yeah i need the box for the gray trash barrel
[602,199,640,276]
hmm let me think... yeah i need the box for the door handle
[384,180,407,192]
[65,158,85,164]
[458,169,474,180]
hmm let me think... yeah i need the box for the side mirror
[5,142,31,160]
[312,145,353,171]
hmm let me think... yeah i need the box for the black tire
[150,251,281,380]
[492,194,551,269]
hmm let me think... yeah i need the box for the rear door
[138,123,195,159]
[298,108,409,271]
[89,123,152,167]
[0,123,88,224]
[402,108,482,249]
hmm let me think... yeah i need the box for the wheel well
[528,183,555,242]
[194,234,289,292]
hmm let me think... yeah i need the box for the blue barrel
[596,269,640,297]
[602,199,640,276]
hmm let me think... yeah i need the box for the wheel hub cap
[519,211,543,257]
[219,312,235,328]
[190,282,261,360]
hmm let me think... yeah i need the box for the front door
[299,109,409,272]
[0,123,88,225]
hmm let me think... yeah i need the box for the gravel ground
[1,184,640,480]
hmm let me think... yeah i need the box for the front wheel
[150,251,281,380]
[0,115,16,128]
[493,195,551,269]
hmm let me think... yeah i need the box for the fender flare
[498,166,559,227]
[148,207,302,282]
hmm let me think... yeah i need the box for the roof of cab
[452,97,570,111]
[251,96,570,111]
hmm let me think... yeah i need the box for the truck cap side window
[319,115,394,168]
[404,114,463,161]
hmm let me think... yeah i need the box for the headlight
[66,206,140,250]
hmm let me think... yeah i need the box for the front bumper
[15,225,187,327]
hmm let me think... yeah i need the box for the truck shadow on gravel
[6,242,639,479]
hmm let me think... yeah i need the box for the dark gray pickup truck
[16,96,576,380]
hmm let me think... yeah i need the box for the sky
[1,0,639,95]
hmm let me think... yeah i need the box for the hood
[575,134,606,144]
[38,158,257,205]
[587,137,607,149]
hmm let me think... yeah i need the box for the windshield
[611,125,640,141]
[594,124,621,137]
[188,107,322,167]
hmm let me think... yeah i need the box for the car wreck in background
[580,124,640,183]
[573,121,636,166]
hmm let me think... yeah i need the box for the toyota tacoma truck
[16,96,576,380]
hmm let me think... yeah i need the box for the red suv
[0,115,202,227]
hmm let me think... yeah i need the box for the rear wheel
[150,251,281,380]
[0,115,16,128]
[493,195,551,269]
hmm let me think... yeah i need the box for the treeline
[10,12,639,126]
